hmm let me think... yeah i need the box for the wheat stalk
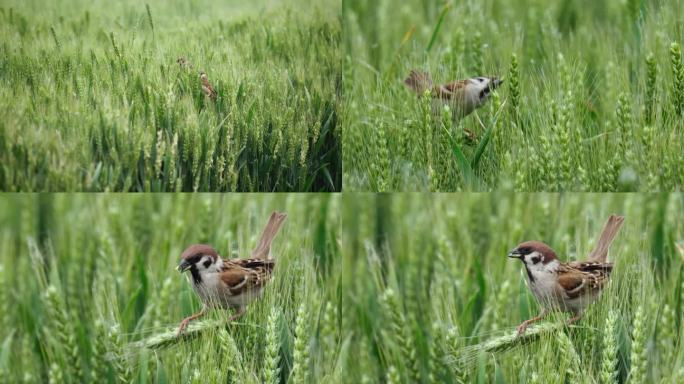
[135,320,225,350]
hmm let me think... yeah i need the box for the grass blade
[444,126,478,189]
[471,99,506,170]
[425,2,451,54]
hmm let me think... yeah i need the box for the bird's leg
[566,313,583,326]
[227,306,246,322]
[454,118,476,142]
[517,310,549,335]
[176,308,206,337]
[466,112,488,141]
[463,128,477,142]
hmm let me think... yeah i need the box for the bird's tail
[588,215,625,263]
[404,70,433,96]
[251,212,287,259]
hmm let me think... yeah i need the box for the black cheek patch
[524,265,535,282]
[531,256,541,264]
[479,88,491,99]
[203,260,212,268]
[190,265,202,284]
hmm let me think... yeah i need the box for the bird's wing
[219,258,274,294]
[434,80,469,100]
[404,70,434,95]
[568,260,614,273]
[202,82,216,99]
[557,264,610,299]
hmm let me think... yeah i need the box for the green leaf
[444,126,478,190]
[425,2,451,54]
[472,99,506,170]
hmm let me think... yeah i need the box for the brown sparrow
[508,215,625,335]
[199,71,217,101]
[404,70,503,125]
[176,211,287,336]
[177,57,194,70]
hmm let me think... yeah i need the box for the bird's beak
[177,260,191,273]
[507,249,521,259]
[491,77,504,89]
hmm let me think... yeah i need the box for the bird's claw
[516,322,529,336]
[176,320,189,338]
[463,128,477,143]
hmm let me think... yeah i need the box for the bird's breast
[191,272,223,303]
[527,271,562,307]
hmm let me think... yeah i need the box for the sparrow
[507,214,625,335]
[176,211,287,336]
[404,70,503,126]
[177,57,194,70]
[199,71,217,101]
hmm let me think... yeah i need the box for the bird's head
[471,76,503,102]
[508,240,558,272]
[178,244,222,275]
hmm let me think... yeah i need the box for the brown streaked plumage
[557,261,612,299]
[403,70,503,128]
[435,79,470,99]
[176,212,287,336]
[220,258,275,294]
[199,71,217,101]
[508,215,624,335]
[177,57,194,70]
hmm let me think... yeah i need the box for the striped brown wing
[201,78,217,100]
[432,79,469,100]
[557,262,612,299]
[203,85,216,100]
[219,258,274,295]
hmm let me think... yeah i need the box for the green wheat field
[0,194,342,383]
[343,0,684,192]
[342,193,684,383]
[0,0,340,192]
[3,0,684,384]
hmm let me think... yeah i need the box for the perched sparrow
[176,211,287,335]
[199,71,217,101]
[404,70,503,125]
[508,215,625,335]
